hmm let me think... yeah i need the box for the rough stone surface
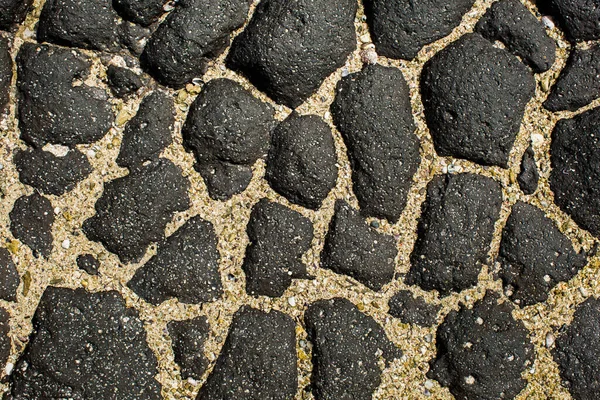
[0,37,11,112]
[0,308,9,370]
[106,65,144,99]
[242,199,313,297]
[9,193,54,259]
[331,64,420,222]
[197,306,297,400]
[168,316,210,381]
[429,291,534,400]
[113,0,167,26]
[421,33,536,168]
[7,287,162,399]
[0,0,32,31]
[0,248,19,302]
[265,113,338,210]
[388,290,440,327]
[518,144,539,195]
[536,0,600,42]
[83,158,190,263]
[406,173,503,295]
[227,0,357,108]
[76,253,100,275]
[321,200,397,291]
[305,297,401,400]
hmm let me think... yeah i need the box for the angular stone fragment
[331,64,420,222]
[83,158,189,263]
[518,144,539,195]
[9,193,54,259]
[421,33,536,168]
[388,290,440,327]
[406,173,503,295]
[242,199,313,297]
[141,0,248,88]
[0,248,19,302]
[168,316,209,380]
[321,200,397,291]
[107,65,144,99]
[76,254,100,275]
[197,306,297,400]
[113,0,167,26]
[536,0,600,42]
[305,298,401,400]
[265,113,338,210]
[0,0,32,31]
[7,287,162,399]
[0,37,11,112]
[16,43,113,147]
[429,292,534,400]
[363,0,474,60]
[227,0,357,108]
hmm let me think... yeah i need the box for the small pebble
[545,332,555,348]
[541,16,555,30]
[288,297,297,307]
[465,375,475,385]
[61,239,70,249]
[424,380,434,390]
[53,207,61,215]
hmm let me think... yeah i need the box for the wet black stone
[0,248,19,302]
[305,297,401,400]
[14,148,92,195]
[7,287,161,399]
[197,306,297,400]
[168,316,209,381]
[544,45,600,112]
[116,91,174,169]
[475,0,556,73]
[227,0,357,108]
[388,290,440,327]
[106,65,144,99]
[429,291,534,400]
[331,64,420,222]
[0,0,32,31]
[363,0,474,60]
[536,0,600,42]
[182,79,275,200]
[128,216,222,305]
[16,43,113,147]
[553,297,600,400]
[265,113,338,210]
[405,173,503,296]
[9,193,54,259]
[242,199,313,298]
[421,33,536,168]
[113,0,167,26]
[0,37,11,112]
[550,107,600,238]
[83,158,190,263]
[518,145,539,195]
[141,0,248,88]
[76,254,100,275]
[321,200,397,291]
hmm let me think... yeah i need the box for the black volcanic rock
[0,248,19,302]
[536,0,600,42]
[76,254,100,275]
[0,0,32,31]
[106,65,144,99]
[0,37,11,112]
[9,193,54,259]
[388,290,440,327]
[518,144,539,195]
[113,0,168,26]
[168,316,210,380]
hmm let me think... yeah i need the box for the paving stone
[405,173,503,295]
[182,79,275,200]
[197,306,297,400]
[363,0,475,60]
[388,290,440,327]
[265,113,338,210]
[0,0,32,31]
[321,200,397,291]
[517,144,539,195]
[16,43,113,147]
[475,0,556,73]
[116,91,174,169]
[242,199,313,297]
[106,65,144,99]
[331,64,420,222]
[0,37,11,112]
[7,287,161,399]
[9,193,54,259]
[305,297,401,400]
[83,158,190,263]
[536,0,600,42]
[113,0,167,26]
[168,316,210,381]
[128,215,222,305]
[141,0,248,88]
[544,45,600,112]
[227,0,357,108]
[429,291,534,400]
[0,248,19,302]
[76,253,100,275]
[421,33,536,168]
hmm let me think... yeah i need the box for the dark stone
[14,148,92,195]
[128,216,222,305]
[265,113,338,210]
[107,65,144,99]
[498,201,587,307]
[331,64,420,222]
[76,254,100,275]
[168,316,209,381]
[141,0,249,88]
[6,287,161,399]
[421,33,536,168]
[550,107,600,238]
[9,193,54,259]
[0,308,9,370]
[518,145,539,195]
[536,0,600,42]
[544,45,600,112]
[0,248,19,302]
[0,37,11,112]
[242,199,313,297]
[227,0,357,108]
[182,79,275,200]
[0,0,32,31]
[475,0,556,73]
[405,173,503,295]
[113,0,167,26]
[16,43,113,147]
[388,290,440,327]
[429,291,534,400]
[116,91,174,169]
[363,0,475,60]
[305,297,401,400]
[83,158,190,263]
[321,200,397,291]
[197,306,297,400]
